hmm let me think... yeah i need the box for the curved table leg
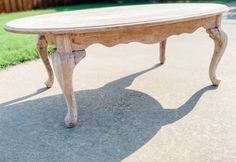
[37,35,54,88]
[206,27,227,86]
[52,49,86,128]
[160,40,167,64]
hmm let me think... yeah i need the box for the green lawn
[0,1,231,69]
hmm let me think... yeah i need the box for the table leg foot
[206,27,227,86]
[52,50,86,128]
[37,35,54,88]
[160,40,167,64]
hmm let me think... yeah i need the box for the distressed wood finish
[5,4,228,127]
[52,35,86,127]
[5,4,228,34]
[37,35,54,88]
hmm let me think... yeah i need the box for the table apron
[44,15,220,51]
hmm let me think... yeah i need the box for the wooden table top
[5,3,228,34]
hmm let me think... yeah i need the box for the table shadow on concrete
[0,64,217,162]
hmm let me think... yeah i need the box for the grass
[0,0,231,69]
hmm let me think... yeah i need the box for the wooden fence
[0,0,93,13]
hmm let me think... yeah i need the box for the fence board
[32,0,37,8]
[17,0,23,11]
[37,0,43,8]
[27,0,33,10]
[0,0,5,13]
[10,0,17,11]
[22,0,27,10]
[0,0,113,13]
[3,0,11,12]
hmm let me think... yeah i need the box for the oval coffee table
[5,3,228,127]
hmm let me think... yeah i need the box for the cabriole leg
[52,35,86,128]
[37,35,54,88]
[206,26,227,86]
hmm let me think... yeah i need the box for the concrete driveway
[0,9,236,162]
